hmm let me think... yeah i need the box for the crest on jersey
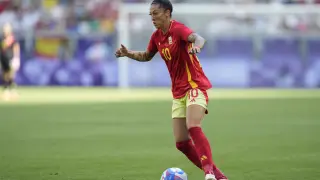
[168,36,172,45]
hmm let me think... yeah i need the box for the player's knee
[186,106,205,129]
[8,73,15,80]
[3,73,9,81]
[186,120,201,130]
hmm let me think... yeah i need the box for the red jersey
[147,20,212,99]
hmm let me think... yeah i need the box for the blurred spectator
[0,0,10,13]
[0,0,318,63]
[0,0,318,36]
[84,40,110,62]
[58,37,74,61]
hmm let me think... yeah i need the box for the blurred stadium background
[0,0,319,180]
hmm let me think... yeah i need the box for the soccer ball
[160,167,188,180]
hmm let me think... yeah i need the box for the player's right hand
[115,44,129,58]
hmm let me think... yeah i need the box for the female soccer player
[0,22,20,100]
[115,0,228,179]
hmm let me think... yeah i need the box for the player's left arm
[178,25,205,54]
[187,33,206,53]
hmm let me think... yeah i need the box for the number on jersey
[162,48,171,61]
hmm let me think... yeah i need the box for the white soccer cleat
[205,174,217,180]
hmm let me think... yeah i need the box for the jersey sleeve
[147,33,157,53]
[176,24,194,42]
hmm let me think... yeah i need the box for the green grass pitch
[0,88,320,180]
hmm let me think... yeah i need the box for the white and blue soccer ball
[160,167,188,180]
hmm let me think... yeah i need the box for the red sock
[176,139,202,169]
[189,127,217,174]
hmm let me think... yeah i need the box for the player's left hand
[189,46,201,54]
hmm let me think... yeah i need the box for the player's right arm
[115,33,158,62]
[115,45,156,62]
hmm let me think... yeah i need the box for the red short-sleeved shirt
[147,20,212,99]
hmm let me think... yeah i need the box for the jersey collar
[161,20,174,35]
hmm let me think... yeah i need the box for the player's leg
[1,59,7,88]
[172,98,202,169]
[1,71,11,100]
[186,89,228,180]
[6,69,18,99]
[5,71,15,91]
[1,58,11,98]
[173,118,202,169]
[8,57,20,90]
[1,57,19,100]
